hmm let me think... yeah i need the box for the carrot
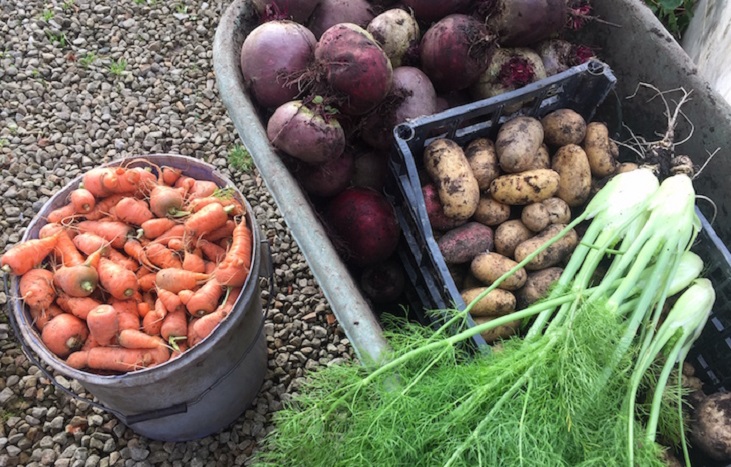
[144,243,182,269]
[113,197,154,226]
[185,277,224,317]
[187,317,202,347]
[189,196,245,217]
[30,303,64,330]
[157,288,183,313]
[161,166,182,186]
[197,238,227,263]
[82,167,122,197]
[174,175,196,194]
[137,268,157,293]
[187,180,219,201]
[166,238,185,252]
[83,194,125,221]
[41,313,89,358]
[192,309,228,343]
[184,203,232,240]
[53,262,99,298]
[56,295,103,320]
[160,308,188,344]
[39,226,84,268]
[76,220,133,249]
[202,219,237,243]
[170,340,189,359]
[47,203,80,224]
[84,345,170,372]
[98,257,138,299]
[182,249,206,273]
[1,233,59,275]
[86,304,119,347]
[204,261,217,274]
[74,233,137,271]
[142,298,168,336]
[155,268,209,294]
[139,217,177,240]
[19,268,56,311]
[213,218,253,287]
[118,329,167,349]
[116,167,157,196]
[69,188,96,214]
[66,350,90,369]
[109,298,141,331]
[151,224,185,247]
[149,185,186,218]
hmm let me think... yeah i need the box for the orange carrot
[204,261,217,274]
[30,303,64,330]
[189,197,245,217]
[197,239,227,263]
[184,203,231,240]
[56,295,103,320]
[160,308,188,344]
[174,175,196,193]
[113,197,154,226]
[39,226,84,268]
[118,329,167,349]
[157,288,183,313]
[47,202,83,224]
[116,167,157,196]
[69,188,96,214]
[66,350,90,369]
[137,268,157,293]
[182,249,206,273]
[109,298,141,331]
[151,224,185,247]
[193,309,228,343]
[86,304,119,347]
[149,185,186,218]
[83,345,170,372]
[177,289,194,305]
[202,219,237,243]
[187,180,219,201]
[98,257,138,299]
[19,268,56,311]
[144,243,182,269]
[213,218,253,287]
[187,317,202,347]
[161,166,182,186]
[142,298,167,336]
[74,233,138,271]
[41,313,89,358]
[82,167,122,197]
[83,194,125,221]
[77,220,133,249]
[170,341,189,359]
[139,217,177,240]
[185,277,224,317]
[1,233,60,275]
[53,262,99,298]
[155,268,209,294]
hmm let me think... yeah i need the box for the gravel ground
[0,1,357,465]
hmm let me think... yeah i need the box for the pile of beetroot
[239,0,596,305]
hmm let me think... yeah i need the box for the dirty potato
[423,138,480,221]
[521,202,550,232]
[437,222,494,264]
[472,315,521,343]
[513,223,579,270]
[582,121,619,177]
[495,116,545,173]
[541,108,587,147]
[471,252,527,291]
[464,137,500,190]
[542,197,571,224]
[551,144,592,207]
[462,287,516,317]
[473,194,511,226]
[494,219,534,259]
[516,267,564,308]
[489,169,560,205]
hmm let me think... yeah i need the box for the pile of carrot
[1,161,253,374]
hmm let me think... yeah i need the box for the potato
[473,194,511,226]
[541,108,587,147]
[461,287,516,317]
[516,267,563,308]
[582,122,619,177]
[462,272,484,290]
[541,197,571,224]
[535,144,551,169]
[464,137,500,190]
[494,219,534,258]
[513,223,579,271]
[551,144,591,207]
[521,202,550,232]
[471,315,521,343]
[495,116,544,173]
[437,222,494,264]
[423,138,480,221]
[489,169,560,205]
[471,252,527,291]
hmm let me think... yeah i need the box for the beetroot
[296,149,355,198]
[484,0,569,47]
[360,258,406,304]
[240,21,316,109]
[351,149,390,190]
[366,8,421,68]
[266,99,345,165]
[360,66,438,150]
[252,0,321,24]
[325,187,401,267]
[535,39,596,76]
[401,0,472,23]
[419,14,495,93]
[470,47,547,105]
[307,0,376,39]
[422,183,465,231]
[314,23,394,115]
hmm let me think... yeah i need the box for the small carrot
[66,350,90,369]
[193,309,228,343]
[82,167,121,197]
[170,340,189,359]
[204,261,217,275]
[109,298,141,331]
[1,233,60,275]
[151,224,185,247]
[149,185,186,218]
[74,233,138,271]
[187,180,219,201]
[41,313,89,358]
[53,262,99,298]
[161,166,182,186]
[156,288,183,313]
[174,175,196,194]
[19,268,56,311]
[56,295,103,320]
[160,308,188,344]
[184,203,232,240]
[86,304,119,347]
[202,219,237,243]
[187,317,202,347]
[118,329,167,349]
[197,239,227,263]
[47,202,81,224]
[77,220,133,249]
[177,289,194,305]
[185,277,224,317]
[98,257,138,299]
[214,218,253,287]
[69,188,96,214]
[166,238,185,252]
[182,249,206,273]
[29,303,64,330]
[83,194,126,221]
[137,268,158,293]
[155,268,209,294]
[144,243,182,269]
[84,345,170,372]
[113,197,154,226]
[188,196,245,217]
[142,298,168,336]
[139,217,177,240]
[116,167,157,196]
[40,226,84,268]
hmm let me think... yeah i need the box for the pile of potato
[420,108,632,343]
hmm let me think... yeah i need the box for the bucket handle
[4,238,275,426]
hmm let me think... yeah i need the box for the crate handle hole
[395,124,415,142]
[587,60,605,75]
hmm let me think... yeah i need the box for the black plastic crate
[385,60,617,348]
